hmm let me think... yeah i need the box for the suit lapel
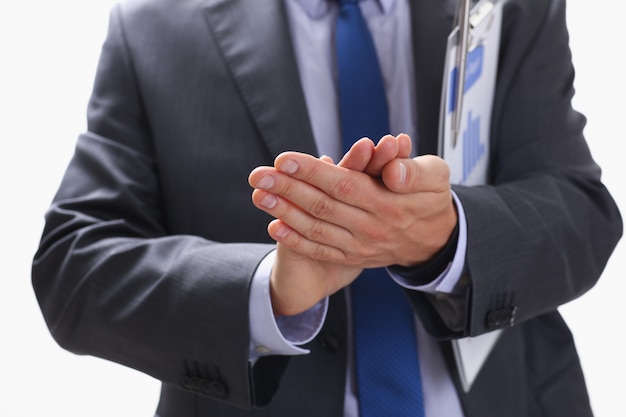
[203,0,456,158]
[409,0,456,156]
[202,0,318,158]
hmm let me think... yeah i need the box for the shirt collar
[293,0,396,19]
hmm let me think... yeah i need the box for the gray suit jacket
[32,0,622,416]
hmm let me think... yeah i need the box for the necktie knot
[335,0,359,6]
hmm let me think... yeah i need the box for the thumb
[381,155,451,194]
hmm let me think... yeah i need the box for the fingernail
[278,159,298,174]
[260,194,277,209]
[398,162,407,183]
[256,175,275,190]
[274,225,289,239]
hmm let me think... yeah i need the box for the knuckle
[348,232,377,261]
[310,195,334,219]
[308,219,326,241]
[278,178,295,199]
[364,228,385,243]
[422,155,450,190]
[276,199,294,219]
[410,162,425,189]
[354,242,374,261]
[303,162,322,184]
[332,177,356,200]
[311,244,330,261]
[377,202,401,223]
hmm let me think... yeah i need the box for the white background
[1,1,624,416]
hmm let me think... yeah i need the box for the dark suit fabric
[32,0,622,416]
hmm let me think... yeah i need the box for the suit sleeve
[412,0,622,338]
[31,4,277,409]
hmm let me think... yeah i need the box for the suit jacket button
[486,307,517,329]
[200,379,212,395]
[208,381,227,398]
[199,379,227,398]
[180,376,202,391]
[319,333,341,352]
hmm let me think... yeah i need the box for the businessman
[32,0,622,416]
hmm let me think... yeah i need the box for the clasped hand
[248,134,457,316]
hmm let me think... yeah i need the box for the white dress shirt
[248,1,467,416]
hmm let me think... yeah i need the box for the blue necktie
[334,1,426,416]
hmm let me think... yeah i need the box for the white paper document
[438,0,504,392]
[439,0,502,185]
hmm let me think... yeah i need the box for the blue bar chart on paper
[439,0,502,187]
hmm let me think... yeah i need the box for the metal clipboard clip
[451,0,497,147]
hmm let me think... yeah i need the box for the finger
[250,160,375,242]
[381,154,451,194]
[248,165,276,190]
[273,151,379,208]
[337,138,375,171]
[250,161,367,225]
[361,134,413,177]
[268,219,350,264]
[251,187,357,248]
[363,134,399,177]
[396,133,413,159]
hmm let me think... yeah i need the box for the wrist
[390,220,460,284]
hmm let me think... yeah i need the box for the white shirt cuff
[249,250,328,359]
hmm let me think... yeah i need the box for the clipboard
[438,0,504,392]
[439,0,502,185]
